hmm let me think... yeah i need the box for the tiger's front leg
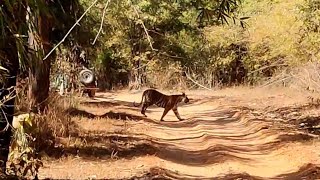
[160,107,171,121]
[172,107,184,121]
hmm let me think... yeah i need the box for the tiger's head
[181,92,189,103]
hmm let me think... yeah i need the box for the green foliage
[297,0,320,61]
[77,0,246,89]
[6,113,42,179]
[300,0,320,33]
[94,49,130,89]
[200,0,306,84]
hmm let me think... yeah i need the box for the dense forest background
[56,0,319,91]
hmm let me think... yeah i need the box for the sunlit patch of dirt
[39,87,320,179]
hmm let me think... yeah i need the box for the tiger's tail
[133,93,145,107]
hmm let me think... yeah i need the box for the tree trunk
[27,8,53,112]
[128,21,146,90]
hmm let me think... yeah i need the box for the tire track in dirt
[39,90,320,179]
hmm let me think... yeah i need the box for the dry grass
[28,93,80,154]
[13,78,81,154]
[288,62,320,93]
[146,63,186,90]
[260,61,320,95]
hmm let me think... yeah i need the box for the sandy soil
[39,87,320,179]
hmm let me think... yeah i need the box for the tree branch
[132,4,156,51]
[92,0,111,45]
[173,67,212,90]
[185,72,212,90]
[43,0,99,60]
[0,108,10,133]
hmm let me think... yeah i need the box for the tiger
[133,89,189,121]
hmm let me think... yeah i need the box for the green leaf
[0,66,8,72]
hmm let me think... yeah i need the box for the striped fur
[134,89,189,121]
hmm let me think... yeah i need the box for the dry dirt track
[39,87,320,179]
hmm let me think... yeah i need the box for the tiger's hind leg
[160,107,171,121]
[141,103,150,117]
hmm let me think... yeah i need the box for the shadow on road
[65,107,152,122]
[48,131,301,167]
[119,164,320,180]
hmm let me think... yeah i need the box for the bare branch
[0,108,11,133]
[185,72,212,90]
[92,0,111,45]
[260,74,292,88]
[247,62,287,76]
[131,5,156,51]
[43,0,99,60]
[159,52,185,59]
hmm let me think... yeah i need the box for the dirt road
[39,87,320,179]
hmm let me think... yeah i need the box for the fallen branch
[173,67,212,90]
[185,71,212,90]
[43,0,99,60]
[259,75,291,88]
[247,61,287,76]
[92,0,111,45]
